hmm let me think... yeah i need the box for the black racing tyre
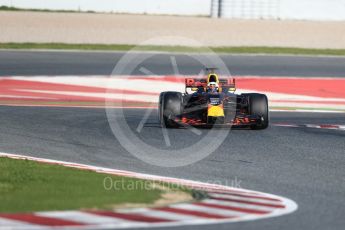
[246,93,269,130]
[159,91,182,128]
[158,92,165,125]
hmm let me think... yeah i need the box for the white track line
[0,218,43,229]
[207,193,284,205]
[201,199,277,212]
[37,211,133,225]
[119,208,201,221]
[169,203,247,217]
[273,123,345,131]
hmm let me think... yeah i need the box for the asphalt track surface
[1,50,345,77]
[1,51,345,230]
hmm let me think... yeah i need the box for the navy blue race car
[159,68,269,129]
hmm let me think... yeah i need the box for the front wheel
[159,91,182,128]
[246,93,269,130]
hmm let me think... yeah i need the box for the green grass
[0,5,95,13]
[0,157,188,213]
[0,43,135,51]
[212,46,345,56]
[1,42,345,56]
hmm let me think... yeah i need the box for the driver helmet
[207,81,219,92]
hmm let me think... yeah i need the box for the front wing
[174,114,263,128]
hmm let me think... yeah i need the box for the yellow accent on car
[208,105,225,117]
[207,74,219,84]
[229,87,236,92]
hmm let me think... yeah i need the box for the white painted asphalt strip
[170,203,246,217]
[306,124,345,130]
[207,190,279,199]
[36,211,134,225]
[119,208,199,221]
[273,123,345,131]
[204,189,263,196]
[16,89,158,103]
[8,76,184,95]
[207,193,284,205]
[202,199,276,212]
[0,217,42,229]
[0,95,57,100]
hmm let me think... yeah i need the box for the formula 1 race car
[159,68,269,129]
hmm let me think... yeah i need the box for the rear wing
[185,77,236,93]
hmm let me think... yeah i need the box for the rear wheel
[246,93,269,130]
[159,92,182,128]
